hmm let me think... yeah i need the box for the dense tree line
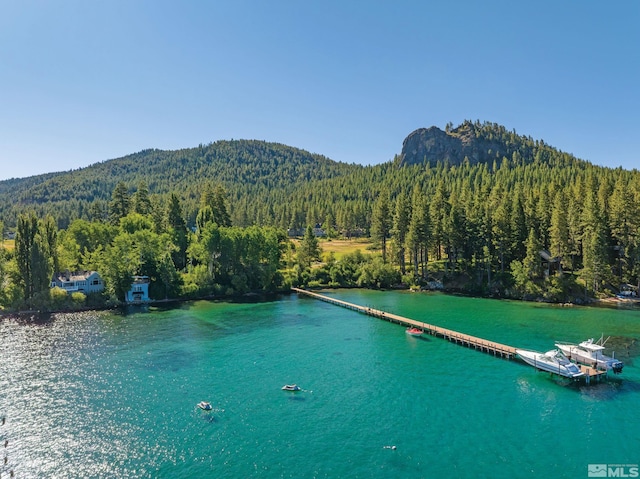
[0,183,296,310]
[1,122,639,308]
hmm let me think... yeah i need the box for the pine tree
[535,184,551,249]
[581,175,609,293]
[549,190,570,272]
[391,195,410,274]
[523,228,542,279]
[298,225,321,268]
[109,182,131,225]
[566,191,582,271]
[200,184,231,227]
[406,188,430,279]
[88,200,108,223]
[609,174,638,283]
[446,192,467,272]
[337,207,356,239]
[132,181,152,216]
[490,185,510,274]
[167,193,189,270]
[324,211,336,238]
[510,229,543,298]
[509,187,527,262]
[370,190,392,263]
[582,226,608,294]
[429,180,449,260]
[212,185,232,227]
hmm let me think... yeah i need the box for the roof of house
[539,250,560,262]
[52,271,99,282]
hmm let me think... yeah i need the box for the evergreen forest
[1,120,639,312]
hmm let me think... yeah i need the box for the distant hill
[398,120,580,168]
[0,140,357,200]
[0,140,362,226]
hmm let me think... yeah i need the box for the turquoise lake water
[1,290,640,478]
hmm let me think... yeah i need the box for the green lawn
[319,239,375,260]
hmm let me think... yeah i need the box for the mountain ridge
[0,121,623,228]
[0,139,362,226]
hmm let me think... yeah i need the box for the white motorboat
[555,338,624,374]
[198,401,212,411]
[516,349,585,379]
[282,384,301,391]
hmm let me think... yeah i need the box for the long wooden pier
[292,288,517,359]
[292,288,609,383]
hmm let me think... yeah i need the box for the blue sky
[1,1,638,181]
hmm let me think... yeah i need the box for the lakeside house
[51,272,151,304]
[51,271,105,295]
[125,276,150,303]
[539,250,561,277]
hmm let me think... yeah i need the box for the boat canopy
[579,339,606,351]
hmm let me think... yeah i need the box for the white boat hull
[282,384,301,391]
[517,349,585,379]
[555,341,624,374]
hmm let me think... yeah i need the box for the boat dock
[292,288,608,383]
[292,288,517,359]
[578,365,607,384]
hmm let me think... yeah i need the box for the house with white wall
[51,271,105,294]
[125,276,150,303]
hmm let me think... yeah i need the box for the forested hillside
[0,140,361,228]
[1,120,639,308]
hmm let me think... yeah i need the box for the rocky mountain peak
[397,121,526,167]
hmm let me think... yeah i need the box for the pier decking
[292,288,607,383]
[292,288,517,359]
[578,365,608,384]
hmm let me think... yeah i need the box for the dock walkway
[292,287,517,359]
[292,288,608,383]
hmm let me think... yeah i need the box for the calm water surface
[1,291,639,478]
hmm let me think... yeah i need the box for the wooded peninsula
[0,120,639,312]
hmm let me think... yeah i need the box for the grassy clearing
[1,239,14,250]
[319,239,376,260]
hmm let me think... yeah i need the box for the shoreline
[597,296,640,306]
[2,287,638,319]
[0,291,282,319]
